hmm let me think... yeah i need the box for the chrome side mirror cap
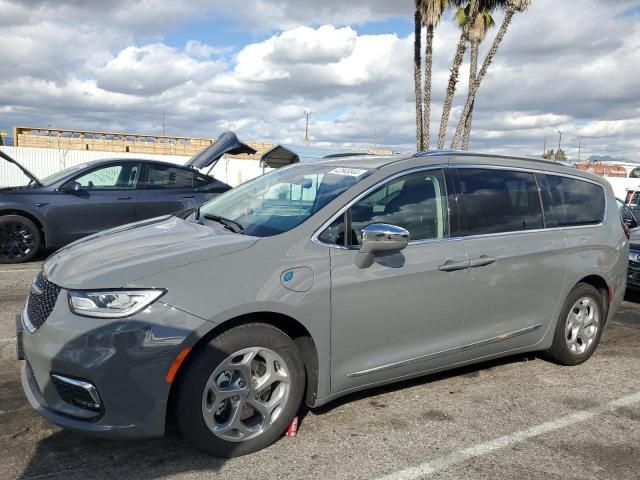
[356,223,410,269]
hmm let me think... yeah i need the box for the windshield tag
[328,167,368,177]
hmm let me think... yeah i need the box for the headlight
[68,289,166,318]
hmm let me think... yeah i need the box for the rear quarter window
[538,174,605,227]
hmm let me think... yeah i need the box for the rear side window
[143,165,195,189]
[538,174,605,227]
[456,168,543,236]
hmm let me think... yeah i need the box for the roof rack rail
[412,150,567,166]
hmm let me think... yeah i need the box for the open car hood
[0,149,41,186]
[185,131,257,171]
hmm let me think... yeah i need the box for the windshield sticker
[328,167,368,177]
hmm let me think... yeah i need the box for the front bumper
[627,251,640,289]
[20,291,208,439]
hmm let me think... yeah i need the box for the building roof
[260,143,389,168]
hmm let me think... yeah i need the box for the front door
[326,168,470,393]
[48,162,140,244]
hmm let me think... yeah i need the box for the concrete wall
[0,146,265,188]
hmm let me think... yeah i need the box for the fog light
[51,374,102,411]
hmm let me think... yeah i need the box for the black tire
[545,283,605,366]
[176,323,305,457]
[0,215,42,264]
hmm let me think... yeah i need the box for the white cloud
[94,44,225,95]
[0,0,639,160]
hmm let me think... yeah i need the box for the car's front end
[17,214,259,438]
[18,277,204,438]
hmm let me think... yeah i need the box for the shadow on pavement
[18,429,224,480]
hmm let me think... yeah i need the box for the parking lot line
[0,268,41,274]
[376,391,640,480]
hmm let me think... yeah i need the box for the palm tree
[450,5,496,150]
[436,0,479,150]
[418,0,448,151]
[414,1,424,152]
[451,0,532,149]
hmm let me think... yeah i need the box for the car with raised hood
[17,152,627,457]
[0,131,256,263]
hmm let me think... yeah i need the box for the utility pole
[578,139,582,162]
[162,110,165,136]
[304,111,311,144]
[543,135,547,157]
[373,125,378,150]
[557,130,562,153]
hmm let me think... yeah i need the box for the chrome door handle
[118,196,132,200]
[469,256,496,268]
[438,260,470,272]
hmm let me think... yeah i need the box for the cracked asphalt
[1,260,639,479]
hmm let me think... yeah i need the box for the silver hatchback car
[18,152,628,457]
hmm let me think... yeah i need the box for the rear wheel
[0,215,41,263]
[176,323,305,457]
[545,283,604,366]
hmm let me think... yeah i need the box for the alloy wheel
[201,347,291,442]
[0,221,35,261]
[565,296,600,355]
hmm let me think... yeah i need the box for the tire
[545,283,605,366]
[0,215,42,264]
[176,323,305,457]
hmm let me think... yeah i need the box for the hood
[43,216,259,289]
[0,149,41,186]
[630,228,640,247]
[185,131,257,171]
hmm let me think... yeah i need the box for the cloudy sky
[1,0,639,159]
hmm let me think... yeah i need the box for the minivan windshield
[198,164,371,237]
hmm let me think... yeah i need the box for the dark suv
[0,131,255,263]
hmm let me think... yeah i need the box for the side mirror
[355,223,410,269]
[60,181,82,193]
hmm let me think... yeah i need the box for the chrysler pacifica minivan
[18,152,628,457]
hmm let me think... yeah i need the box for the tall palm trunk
[437,0,478,150]
[422,24,434,150]
[457,38,478,150]
[414,6,424,152]
[436,36,466,150]
[451,5,518,148]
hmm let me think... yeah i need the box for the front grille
[26,273,61,330]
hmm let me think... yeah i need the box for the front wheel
[545,283,605,366]
[176,323,305,457]
[0,215,42,263]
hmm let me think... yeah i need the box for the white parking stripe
[376,391,640,480]
[0,268,41,274]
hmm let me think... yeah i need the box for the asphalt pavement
[1,261,639,479]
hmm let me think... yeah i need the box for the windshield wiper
[202,214,244,233]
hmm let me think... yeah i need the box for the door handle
[118,196,132,200]
[469,255,496,268]
[438,260,470,272]
[182,195,195,199]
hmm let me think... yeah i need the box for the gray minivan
[18,152,628,457]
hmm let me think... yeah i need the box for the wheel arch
[166,311,320,427]
[0,208,47,247]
